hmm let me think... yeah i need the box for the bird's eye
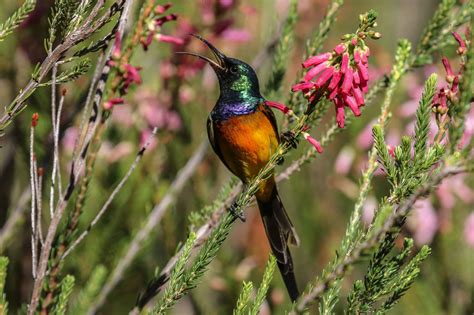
[229,65,238,73]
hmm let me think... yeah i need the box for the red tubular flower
[387,144,395,158]
[335,98,345,128]
[155,3,172,14]
[442,57,454,82]
[302,52,331,68]
[292,17,377,128]
[304,62,329,81]
[291,81,314,92]
[315,67,335,87]
[264,100,293,115]
[112,31,122,60]
[155,34,184,45]
[452,31,467,55]
[340,69,353,94]
[302,132,323,153]
[31,113,39,127]
[103,97,125,110]
[328,71,342,90]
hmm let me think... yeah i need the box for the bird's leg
[229,202,246,222]
[280,131,299,149]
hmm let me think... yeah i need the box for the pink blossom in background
[219,0,234,9]
[111,105,134,128]
[98,141,134,163]
[140,128,158,151]
[362,196,377,225]
[61,127,79,152]
[436,174,474,210]
[407,199,439,245]
[334,146,355,175]
[357,119,376,149]
[221,28,252,42]
[179,86,195,104]
[464,213,474,247]
[135,89,182,131]
[459,104,474,148]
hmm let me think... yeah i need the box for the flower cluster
[107,33,143,99]
[432,31,469,120]
[292,12,380,128]
[141,3,183,50]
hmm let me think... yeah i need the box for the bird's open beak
[176,34,226,71]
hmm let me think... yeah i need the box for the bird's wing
[207,114,233,171]
[260,102,280,144]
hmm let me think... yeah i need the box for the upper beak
[176,34,226,71]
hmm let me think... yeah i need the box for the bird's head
[178,35,262,101]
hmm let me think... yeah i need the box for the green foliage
[374,74,441,203]
[0,0,36,42]
[0,257,9,314]
[39,59,91,86]
[249,255,277,315]
[52,275,75,315]
[187,178,239,228]
[152,232,197,314]
[391,39,412,82]
[264,0,298,97]
[414,74,437,161]
[46,0,80,52]
[69,265,107,315]
[347,238,431,314]
[317,38,410,315]
[451,31,474,151]
[233,281,254,315]
[417,0,456,53]
[305,0,344,57]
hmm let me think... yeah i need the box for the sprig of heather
[292,10,380,128]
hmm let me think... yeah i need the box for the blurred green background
[0,0,472,314]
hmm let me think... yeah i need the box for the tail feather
[257,185,300,302]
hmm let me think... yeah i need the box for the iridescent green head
[178,35,262,103]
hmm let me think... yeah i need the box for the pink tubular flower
[432,31,469,118]
[139,3,181,50]
[291,81,314,92]
[452,31,467,55]
[386,144,395,158]
[103,97,125,110]
[292,33,373,128]
[154,34,184,45]
[302,132,323,153]
[441,57,454,82]
[112,31,122,59]
[264,100,293,115]
[302,52,331,68]
[304,62,329,81]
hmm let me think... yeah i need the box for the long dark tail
[256,185,300,302]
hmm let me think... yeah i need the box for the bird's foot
[280,131,299,149]
[229,202,246,222]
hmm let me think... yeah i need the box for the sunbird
[179,35,300,301]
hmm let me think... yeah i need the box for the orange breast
[215,107,279,199]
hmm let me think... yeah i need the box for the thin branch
[27,1,131,312]
[29,123,37,279]
[293,165,472,313]
[62,127,159,260]
[50,64,58,218]
[0,0,125,138]
[87,141,208,314]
